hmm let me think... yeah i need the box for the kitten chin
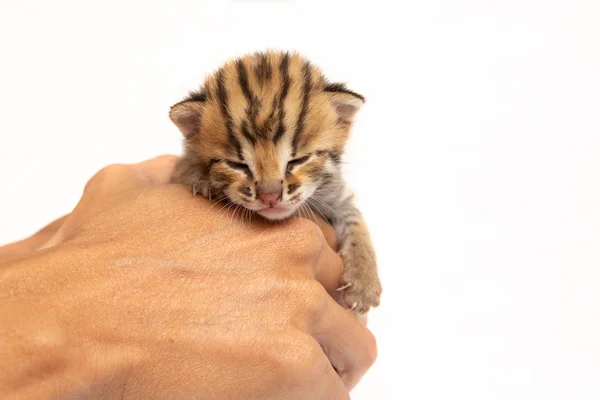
[255,205,295,220]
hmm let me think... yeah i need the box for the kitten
[169,50,381,314]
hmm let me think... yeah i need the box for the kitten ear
[324,83,365,124]
[169,100,205,139]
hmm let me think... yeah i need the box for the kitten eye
[286,156,310,171]
[226,161,252,175]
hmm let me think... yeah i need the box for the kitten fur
[169,50,381,314]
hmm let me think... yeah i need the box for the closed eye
[226,161,252,176]
[286,155,310,171]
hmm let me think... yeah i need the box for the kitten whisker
[230,204,243,228]
[194,196,230,232]
[304,202,330,247]
[309,196,348,225]
[298,203,313,221]
[299,203,321,246]
[217,201,236,231]
[306,199,340,242]
[242,207,250,228]
[205,195,229,211]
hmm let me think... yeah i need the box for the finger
[321,370,351,400]
[313,238,343,294]
[312,350,351,400]
[310,295,378,390]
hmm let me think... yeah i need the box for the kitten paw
[336,282,353,291]
[337,278,381,315]
[337,251,382,315]
[337,243,382,315]
[189,182,209,198]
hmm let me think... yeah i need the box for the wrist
[0,251,139,400]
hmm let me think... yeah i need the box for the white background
[1,1,599,399]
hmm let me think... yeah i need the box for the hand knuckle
[273,334,322,385]
[282,279,326,314]
[295,280,327,316]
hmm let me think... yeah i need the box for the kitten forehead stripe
[254,53,272,85]
[264,94,278,131]
[216,69,243,159]
[240,120,256,145]
[291,61,312,156]
[236,58,253,105]
[236,59,260,139]
[203,79,213,101]
[273,52,291,144]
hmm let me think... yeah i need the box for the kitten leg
[334,215,382,315]
[310,186,382,315]
[172,151,210,197]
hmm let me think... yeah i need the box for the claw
[336,282,352,292]
[349,302,358,311]
[192,185,199,197]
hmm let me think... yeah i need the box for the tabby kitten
[169,50,381,314]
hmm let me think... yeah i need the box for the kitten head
[170,50,364,220]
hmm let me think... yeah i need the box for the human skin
[0,155,377,400]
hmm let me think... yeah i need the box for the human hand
[0,156,377,400]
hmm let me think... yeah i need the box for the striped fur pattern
[170,50,381,314]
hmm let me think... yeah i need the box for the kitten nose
[258,192,280,205]
[257,180,283,205]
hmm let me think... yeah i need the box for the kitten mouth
[256,205,292,220]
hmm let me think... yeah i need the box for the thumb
[83,154,178,198]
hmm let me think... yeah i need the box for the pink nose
[259,192,280,205]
